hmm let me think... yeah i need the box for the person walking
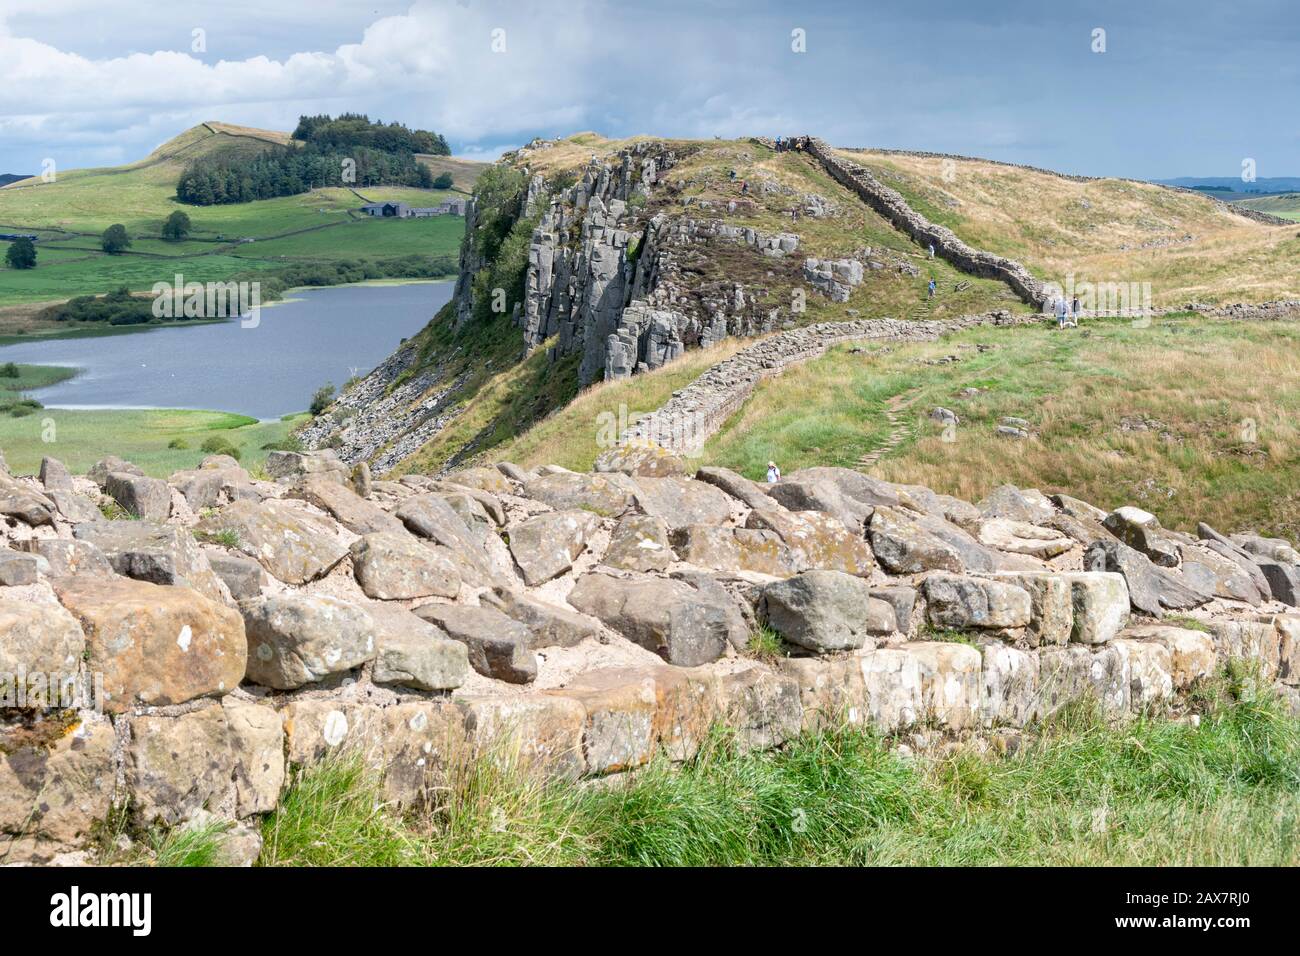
[928,242,935,259]
[1056,295,1068,329]
[1071,294,1082,327]
[927,278,936,300]
[766,461,781,483]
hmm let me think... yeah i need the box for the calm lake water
[0,281,452,419]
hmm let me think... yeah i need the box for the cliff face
[305,133,1030,474]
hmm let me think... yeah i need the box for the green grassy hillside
[0,123,475,312]
[1234,193,1300,221]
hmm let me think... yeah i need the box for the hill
[0,122,475,315]
[302,133,1298,498]
[1235,192,1300,222]
[835,149,1299,307]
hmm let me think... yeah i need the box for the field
[0,123,475,310]
[490,314,1300,540]
[0,407,307,477]
[1235,193,1300,221]
[835,149,1300,306]
[210,669,1299,867]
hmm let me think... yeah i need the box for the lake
[0,281,452,419]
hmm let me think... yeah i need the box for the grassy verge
[251,666,1299,867]
[0,362,77,391]
[702,314,1300,539]
[0,408,307,476]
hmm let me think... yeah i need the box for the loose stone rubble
[1,447,1297,864]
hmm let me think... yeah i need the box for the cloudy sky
[1,0,1295,179]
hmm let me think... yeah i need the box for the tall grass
[257,668,1300,867]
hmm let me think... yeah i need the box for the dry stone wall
[2,440,1297,864]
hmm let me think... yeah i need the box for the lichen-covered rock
[127,703,236,827]
[551,668,658,774]
[0,597,85,684]
[714,666,803,752]
[368,602,470,691]
[482,585,604,648]
[630,476,734,531]
[603,514,675,572]
[221,697,285,816]
[762,570,894,652]
[1123,624,1217,689]
[17,538,110,577]
[456,694,586,780]
[241,593,375,689]
[977,518,1073,559]
[1114,638,1174,709]
[74,519,229,604]
[1208,620,1280,678]
[981,644,1039,727]
[413,602,537,684]
[1085,539,1208,616]
[766,478,872,535]
[54,574,246,713]
[393,493,505,585]
[1103,506,1181,567]
[289,474,406,535]
[521,471,638,517]
[444,466,515,495]
[350,531,461,600]
[923,573,1032,631]
[674,524,801,577]
[593,441,689,477]
[279,698,385,767]
[567,571,746,666]
[104,471,172,521]
[902,641,983,730]
[779,656,867,732]
[88,455,144,487]
[749,506,876,576]
[265,449,350,483]
[990,572,1072,645]
[1038,643,1131,716]
[694,465,773,509]
[200,498,349,585]
[868,506,964,574]
[204,549,265,601]
[1057,571,1130,644]
[857,647,923,731]
[1277,616,1300,686]
[507,509,599,586]
[39,455,73,492]
[0,716,116,863]
[380,701,466,808]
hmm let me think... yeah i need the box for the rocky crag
[2,440,1298,865]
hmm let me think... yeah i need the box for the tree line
[177,114,449,206]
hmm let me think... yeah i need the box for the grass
[0,408,308,477]
[0,123,468,310]
[0,362,76,391]
[746,625,789,663]
[255,667,1300,866]
[837,148,1300,306]
[701,314,1300,540]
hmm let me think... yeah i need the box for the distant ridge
[0,174,33,188]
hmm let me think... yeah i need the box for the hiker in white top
[928,242,935,259]
[766,461,781,483]
[1056,296,1068,329]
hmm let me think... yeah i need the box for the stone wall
[618,310,1036,456]
[2,444,1298,864]
[847,146,1294,227]
[794,137,1050,309]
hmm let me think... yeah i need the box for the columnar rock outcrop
[1,445,1296,864]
